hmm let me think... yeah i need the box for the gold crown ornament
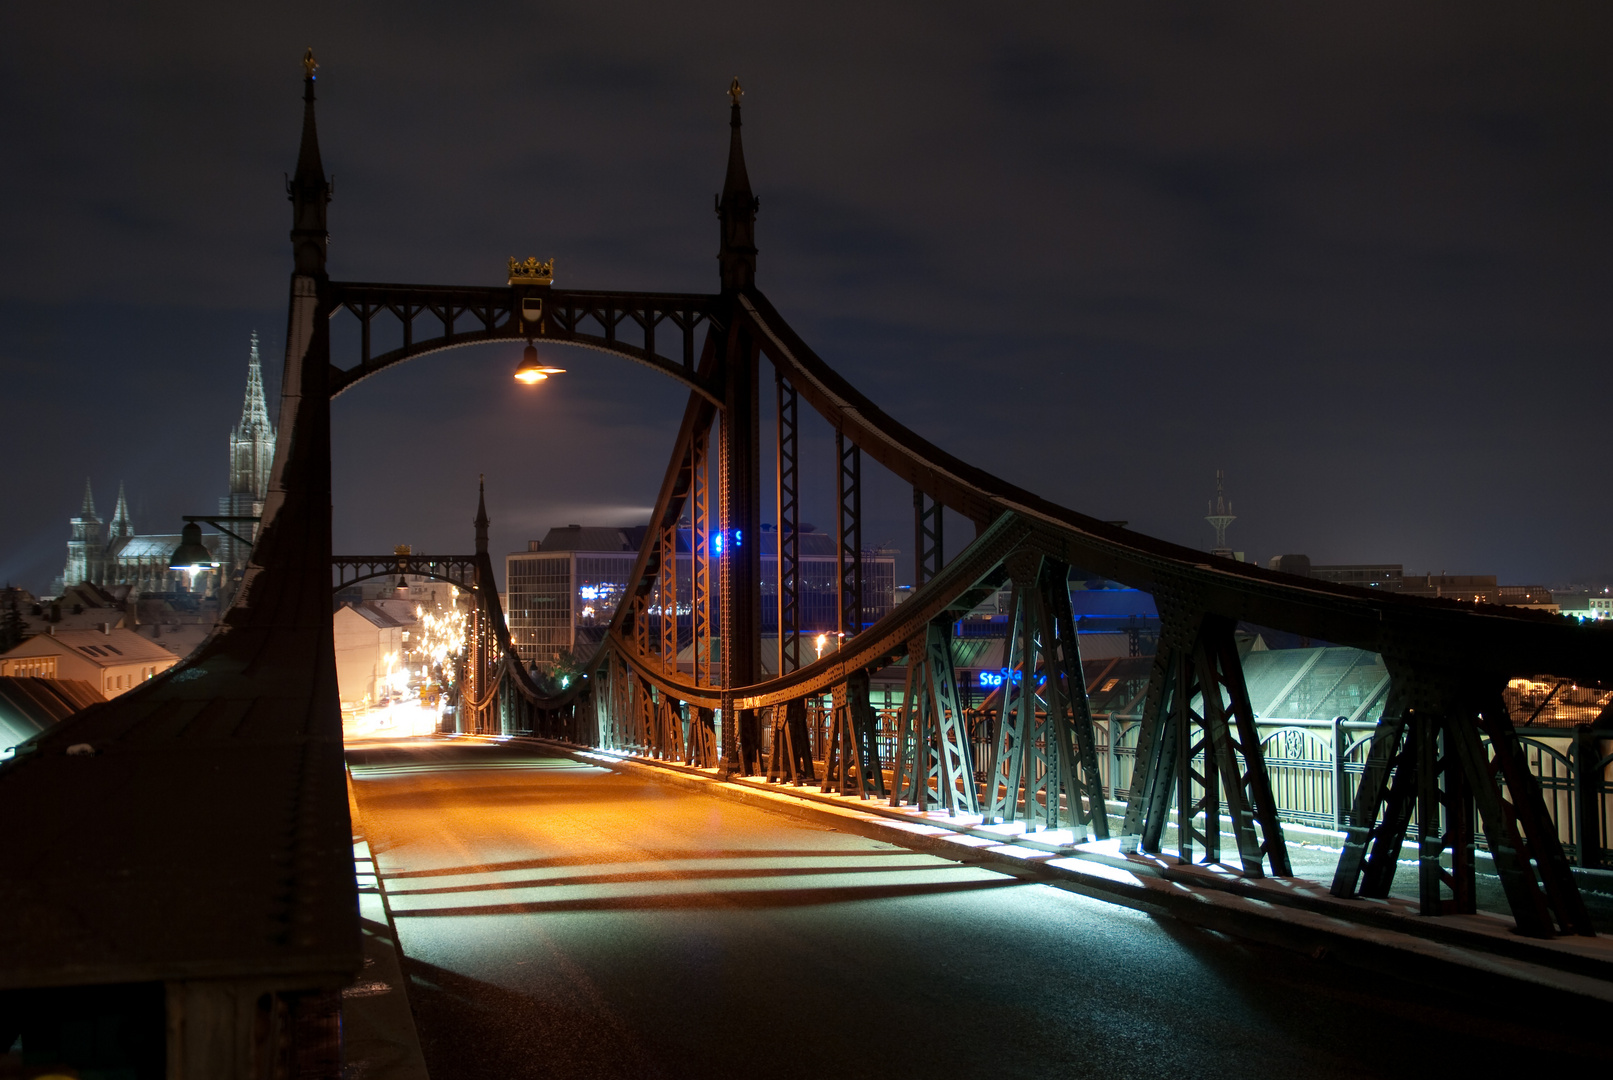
[507,256,555,286]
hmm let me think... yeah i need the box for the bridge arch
[324,285,725,404]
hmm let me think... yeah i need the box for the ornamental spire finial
[289,48,330,276]
[474,475,490,554]
[717,77,758,291]
[728,77,743,107]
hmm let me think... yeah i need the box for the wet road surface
[346,737,1606,1079]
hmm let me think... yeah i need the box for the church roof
[108,534,217,561]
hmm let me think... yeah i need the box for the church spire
[474,475,490,554]
[229,332,277,500]
[288,48,331,278]
[239,331,270,430]
[80,478,97,520]
[716,77,759,292]
[111,482,132,539]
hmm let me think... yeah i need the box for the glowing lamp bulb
[514,343,566,385]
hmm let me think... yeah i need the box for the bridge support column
[767,700,815,785]
[1331,672,1593,936]
[1120,608,1289,875]
[891,621,976,815]
[823,672,882,798]
[686,706,718,768]
[982,553,1108,838]
[717,313,761,773]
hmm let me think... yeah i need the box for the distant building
[1266,558,1553,611]
[1308,564,1404,590]
[1204,470,1240,561]
[54,334,275,596]
[505,523,897,666]
[0,627,179,697]
[333,600,419,707]
[218,331,277,570]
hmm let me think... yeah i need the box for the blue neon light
[976,669,1049,689]
[735,530,743,547]
[712,533,723,554]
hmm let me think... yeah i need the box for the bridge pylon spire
[474,474,490,555]
[288,47,331,278]
[717,77,758,292]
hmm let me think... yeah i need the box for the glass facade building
[505,525,897,667]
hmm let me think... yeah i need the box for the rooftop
[2,628,181,669]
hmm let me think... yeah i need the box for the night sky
[2,5,1608,595]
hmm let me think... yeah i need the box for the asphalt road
[346,737,1608,1079]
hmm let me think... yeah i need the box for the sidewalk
[511,736,1613,1006]
[345,777,432,1080]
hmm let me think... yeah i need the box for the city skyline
[1,5,1609,592]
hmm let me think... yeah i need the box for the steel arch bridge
[303,71,1613,939]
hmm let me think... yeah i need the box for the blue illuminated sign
[976,668,1047,689]
[712,533,723,554]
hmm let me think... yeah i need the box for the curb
[345,772,432,1080]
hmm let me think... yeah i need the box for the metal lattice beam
[777,372,800,676]
[836,429,862,641]
[914,487,943,586]
[692,427,713,688]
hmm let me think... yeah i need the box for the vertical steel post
[691,427,712,688]
[1331,715,1345,831]
[718,319,761,773]
[914,487,943,587]
[659,522,677,675]
[1577,725,1604,871]
[776,372,800,675]
[836,428,862,642]
[1042,561,1108,840]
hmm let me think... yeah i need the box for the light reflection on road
[346,737,1603,1080]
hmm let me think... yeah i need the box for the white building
[333,600,419,708]
[0,627,179,698]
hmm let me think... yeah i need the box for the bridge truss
[312,73,1611,939]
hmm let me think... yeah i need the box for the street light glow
[514,343,565,384]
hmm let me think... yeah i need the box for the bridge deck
[346,736,1606,1079]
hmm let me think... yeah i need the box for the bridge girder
[325,282,726,404]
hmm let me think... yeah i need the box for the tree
[0,587,29,653]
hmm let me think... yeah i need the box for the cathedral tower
[64,479,104,587]
[220,332,277,569]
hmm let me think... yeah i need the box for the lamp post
[167,515,260,597]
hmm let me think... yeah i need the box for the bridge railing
[719,701,1613,868]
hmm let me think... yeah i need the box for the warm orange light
[514,343,565,385]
